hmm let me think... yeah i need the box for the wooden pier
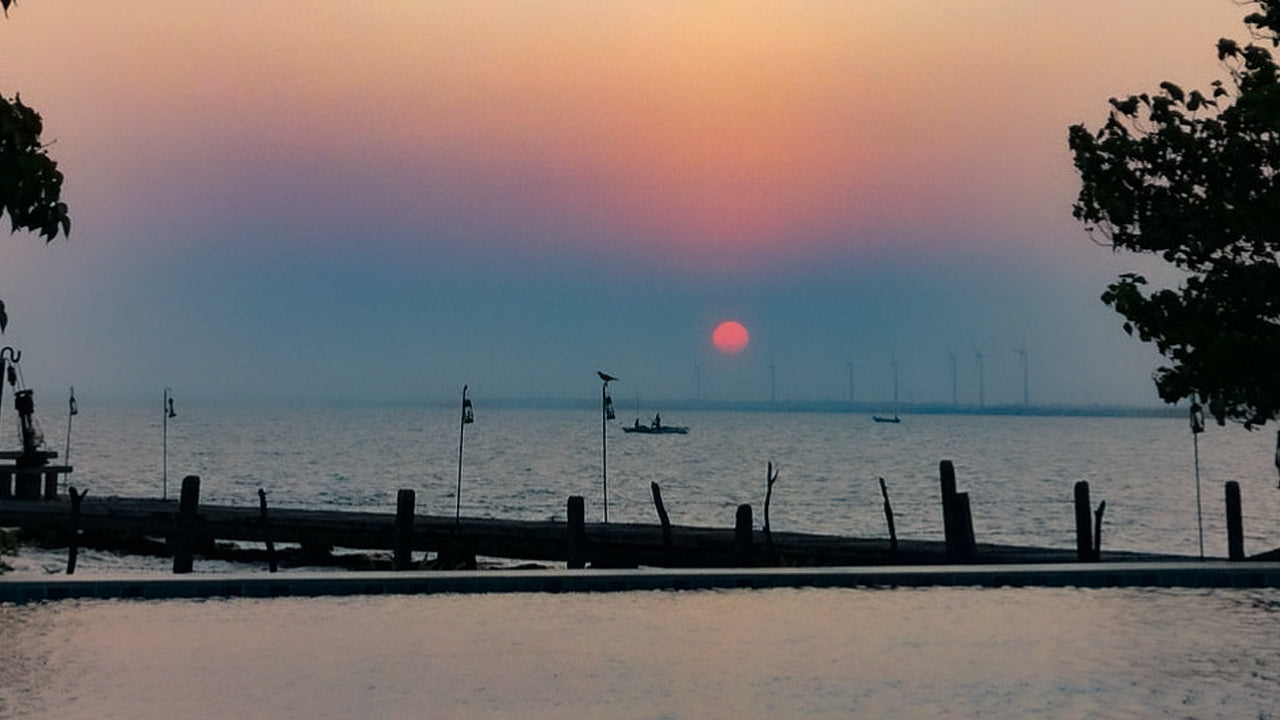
[1,458,1258,575]
[0,486,1180,572]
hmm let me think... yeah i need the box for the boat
[623,416,689,434]
[872,414,901,423]
[623,424,688,434]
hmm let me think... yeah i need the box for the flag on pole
[69,386,78,416]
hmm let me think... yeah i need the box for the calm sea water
[3,587,1280,719]
[6,407,1280,718]
[30,404,1280,558]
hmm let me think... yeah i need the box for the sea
[3,405,1280,718]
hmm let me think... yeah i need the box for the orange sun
[712,320,750,354]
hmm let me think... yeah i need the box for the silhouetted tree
[0,0,71,331]
[1069,2,1280,431]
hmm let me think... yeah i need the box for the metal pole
[163,388,169,500]
[602,381,608,523]
[1194,430,1204,559]
[456,385,469,528]
[64,386,75,465]
[163,387,175,500]
[1190,402,1205,560]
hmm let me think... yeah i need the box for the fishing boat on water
[872,414,901,424]
[624,415,689,435]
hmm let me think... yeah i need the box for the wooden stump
[258,488,278,573]
[172,475,200,574]
[734,503,753,562]
[940,461,975,562]
[567,495,586,569]
[650,482,672,548]
[1226,481,1244,561]
[879,477,898,555]
[66,486,86,574]
[394,488,415,571]
[1074,481,1093,562]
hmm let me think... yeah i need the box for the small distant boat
[872,414,901,424]
[624,416,688,434]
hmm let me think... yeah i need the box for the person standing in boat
[652,413,661,429]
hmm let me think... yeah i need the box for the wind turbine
[768,360,776,404]
[948,351,957,408]
[973,345,985,409]
[1013,342,1029,407]
[847,360,854,404]
[890,352,899,406]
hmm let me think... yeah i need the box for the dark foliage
[0,1,71,332]
[1069,2,1280,428]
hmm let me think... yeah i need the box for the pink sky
[0,1,1257,403]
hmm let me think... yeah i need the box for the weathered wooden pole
[879,477,898,555]
[258,488,277,573]
[953,492,976,560]
[1092,501,1106,562]
[567,495,586,569]
[394,488,415,570]
[734,503,753,562]
[66,486,86,574]
[1226,481,1244,561]
[1074,480,1093,562]
[172,475,200,574]
[939,460,974,561]
[763,462,778,547]
[650,482,672,548]
[940,460,957,549]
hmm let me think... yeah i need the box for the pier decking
[0,492,1181,571]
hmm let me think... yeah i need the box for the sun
[712,320,750,354]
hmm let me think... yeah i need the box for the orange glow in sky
[1,1,1248,276]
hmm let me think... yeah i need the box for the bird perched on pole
[597,371,619,383]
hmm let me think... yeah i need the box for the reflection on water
[3,586,1280,719]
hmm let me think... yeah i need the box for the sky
[0,1,1256,408]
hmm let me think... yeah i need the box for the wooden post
[650,482,672,548]
[66,486,86,574]
[940,460,957,553]
[1226,481,1244,561]
[940,461,974,561]
[879,477,898,555]
[172,475,200,574]
[1092,501,1106,562]
[763,462,778,547]
[1074,480,1092,562]
[734,503,753,562]
[567,495,586,569]
[394,488,415,571]
[258,488,278,573]
[952,492,976,561]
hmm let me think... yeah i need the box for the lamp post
[0,347,20,445]
[456,384,474,528]
[1190,400,1205,560]
[597,371,617,522]
[64,386,77,466]
[163,387,176,500]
